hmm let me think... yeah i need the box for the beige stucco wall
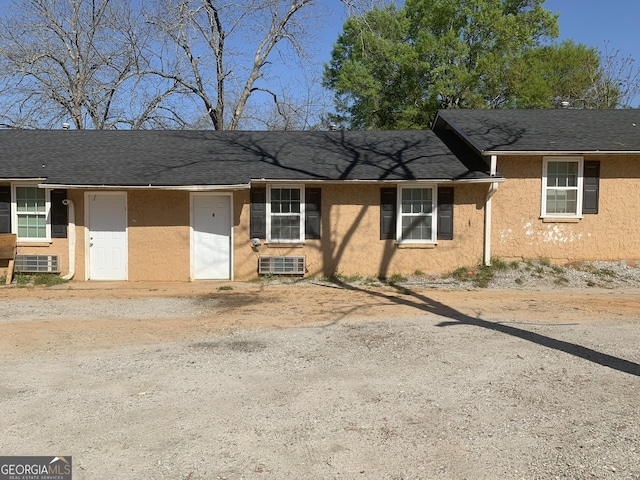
[6,189,192,282]
[234,183,488,281]
[491,154,640,263]
[7,183,489,282]
[3,189,84,279]
[127,190,191,281]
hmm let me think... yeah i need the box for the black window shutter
[380,187,396,240]
[50,189,68,238]
[437,186,454,240]
[250,187,267,238]
[582,161,600,214]
[0,186,10,234]
[305,188,321,239]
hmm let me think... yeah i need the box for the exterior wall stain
[492,154,640,263]
[5,152,639,283]
[500,222,585,245]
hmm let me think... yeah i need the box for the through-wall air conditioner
[13,254,61,273]
[258,256,305,275]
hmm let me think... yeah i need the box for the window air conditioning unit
[258,256,305,275]
[14,254,61,273]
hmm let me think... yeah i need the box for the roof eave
[250,177,499,184]
[1,177,47,182]
[42,183,251,190]
[483,150,640,156]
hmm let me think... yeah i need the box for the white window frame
[541,156,584,218]
[396,184,437,244]
[11,184,51,242]
[266,184,305,243]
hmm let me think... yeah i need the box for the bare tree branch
[0,0,183,129]
[146,0,329,130]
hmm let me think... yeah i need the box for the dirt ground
[1,281,639,479]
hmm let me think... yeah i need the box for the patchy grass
[450,257,522,288]
[217,285,233,291]
[387,273,407,283]
[451,266,473,282]
[489,257,511,271]
[448,263,496,288]
[538,256,551,267]
[446,257,623,289]
[11,273,68,287]
[594,268,616,278]
[331,272,363,284]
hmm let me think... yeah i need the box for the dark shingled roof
[0,129,492,186]
[434,109,640,153]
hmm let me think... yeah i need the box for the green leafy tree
[506,41,601,109]
[323,6,423,130]
[324,0,624,129]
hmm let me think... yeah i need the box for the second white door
[192,194,232,279]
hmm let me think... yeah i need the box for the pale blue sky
[546,0,639,59]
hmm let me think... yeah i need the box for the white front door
[192,194,232,280]
[87,193,127,281]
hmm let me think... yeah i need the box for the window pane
[546,189,577,214]
[401,188,432,214]
[17,213,46,238]
[16,187,45,213]
[547,161,578,188]
[402,216,432,240]
[271,188,300,214]
[271,215,300,241]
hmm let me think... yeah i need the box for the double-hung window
[398,186,436,243]
[542,157,583,217]
[267,185,304,243]
[13,185,50,241]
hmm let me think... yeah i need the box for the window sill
[396,243,437,249]
[265,242,304,248]
[17,241,52,247]
[541,217,582,223]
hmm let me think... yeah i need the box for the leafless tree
[241,72,333,130]
[0,0,182,129]
[145,0,385,130]
[577,43,640,109]
[0,0,387,130]
[145,0,320,130]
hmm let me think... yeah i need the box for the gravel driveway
[0,281,639,479]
